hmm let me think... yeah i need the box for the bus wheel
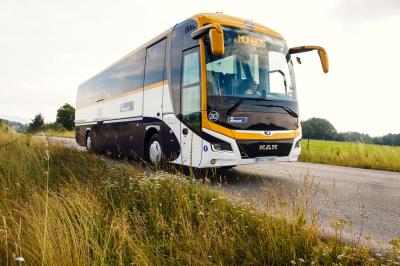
[86,131,93,152]
[146,134,163,165]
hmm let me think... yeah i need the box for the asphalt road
[221,162,400,246]
[49,136,400,246]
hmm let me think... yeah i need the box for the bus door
[143,39,166,119]
[180,47,203,167]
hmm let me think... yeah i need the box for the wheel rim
[86,136,92,150]
[149,140,162,164]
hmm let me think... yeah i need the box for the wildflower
[375,253,382,257]
[298,258,305,263]
[198,211,205,216]
[337,254,344,260]
[290,260,296,265]
[15,257,25,263]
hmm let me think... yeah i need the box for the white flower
[15,257,25,263]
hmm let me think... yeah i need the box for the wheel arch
[144,126,160,148]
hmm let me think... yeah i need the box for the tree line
[27,103,75,132]
[301,117,400,147]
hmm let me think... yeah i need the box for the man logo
[208,111,219,122]
[264,131,273,136]
[259,144,278,151]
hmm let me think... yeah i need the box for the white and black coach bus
[75,13,329,168]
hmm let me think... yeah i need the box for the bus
[75,13,329,168]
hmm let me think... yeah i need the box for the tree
[56,103,75,130]
[28,113,44,132]
[301,117,337,140]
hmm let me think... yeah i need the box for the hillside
[0,118,27,132]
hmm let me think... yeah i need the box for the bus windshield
[206,27,297,110]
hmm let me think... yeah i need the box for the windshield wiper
[226,98,274,116]
[262,104,298,118]
[226,98,298,118]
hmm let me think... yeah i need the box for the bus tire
[145,133,163,165]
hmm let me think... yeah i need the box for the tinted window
[104,50,145,98]
[182,51,200,86]
[144,39,166,87]
[77,49,145,108]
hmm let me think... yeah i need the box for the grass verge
[37,129,75,138]
[1,127,399,265]
[300,139,400,172]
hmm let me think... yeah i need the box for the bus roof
[191,13,284,40]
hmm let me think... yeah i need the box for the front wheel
[145,134,163,165]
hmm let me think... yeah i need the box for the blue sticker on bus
[203,145,208,152]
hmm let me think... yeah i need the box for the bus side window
[144,39,167,87]
[181,47,201,132]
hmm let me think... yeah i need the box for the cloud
[334,0,400,21]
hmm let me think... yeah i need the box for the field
[39,129,75,138]
[299,139,400,172]
[1,127,400,264]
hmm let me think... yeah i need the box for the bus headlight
[211,142,232,152]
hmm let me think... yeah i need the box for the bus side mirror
[289,46,329,73]
[192,24,224,56]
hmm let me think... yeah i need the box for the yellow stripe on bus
[79,80,168,108]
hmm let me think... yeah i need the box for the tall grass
[39,129,75,138]
[0,126,399,265]
[300,139,400,172]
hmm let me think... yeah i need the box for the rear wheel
[145,134,163,165]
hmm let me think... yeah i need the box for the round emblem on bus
[208,111,219,122]
[264,131,273,136]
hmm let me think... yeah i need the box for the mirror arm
[289,45,329,73]
[191,23,222,39]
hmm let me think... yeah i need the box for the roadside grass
[39,129,75,138]
[1,127,399,265]
[300,139,400,172]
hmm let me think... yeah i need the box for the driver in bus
[243,79,261,96]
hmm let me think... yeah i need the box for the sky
[0,0,399,136]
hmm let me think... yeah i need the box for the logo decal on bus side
[208,111,219,122]
[259,144,278,151]
[120,101,134,112]
[203,145,208,152]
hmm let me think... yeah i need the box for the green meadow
[300,139,400,172]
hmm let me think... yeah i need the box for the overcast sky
[0,0,399,136]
